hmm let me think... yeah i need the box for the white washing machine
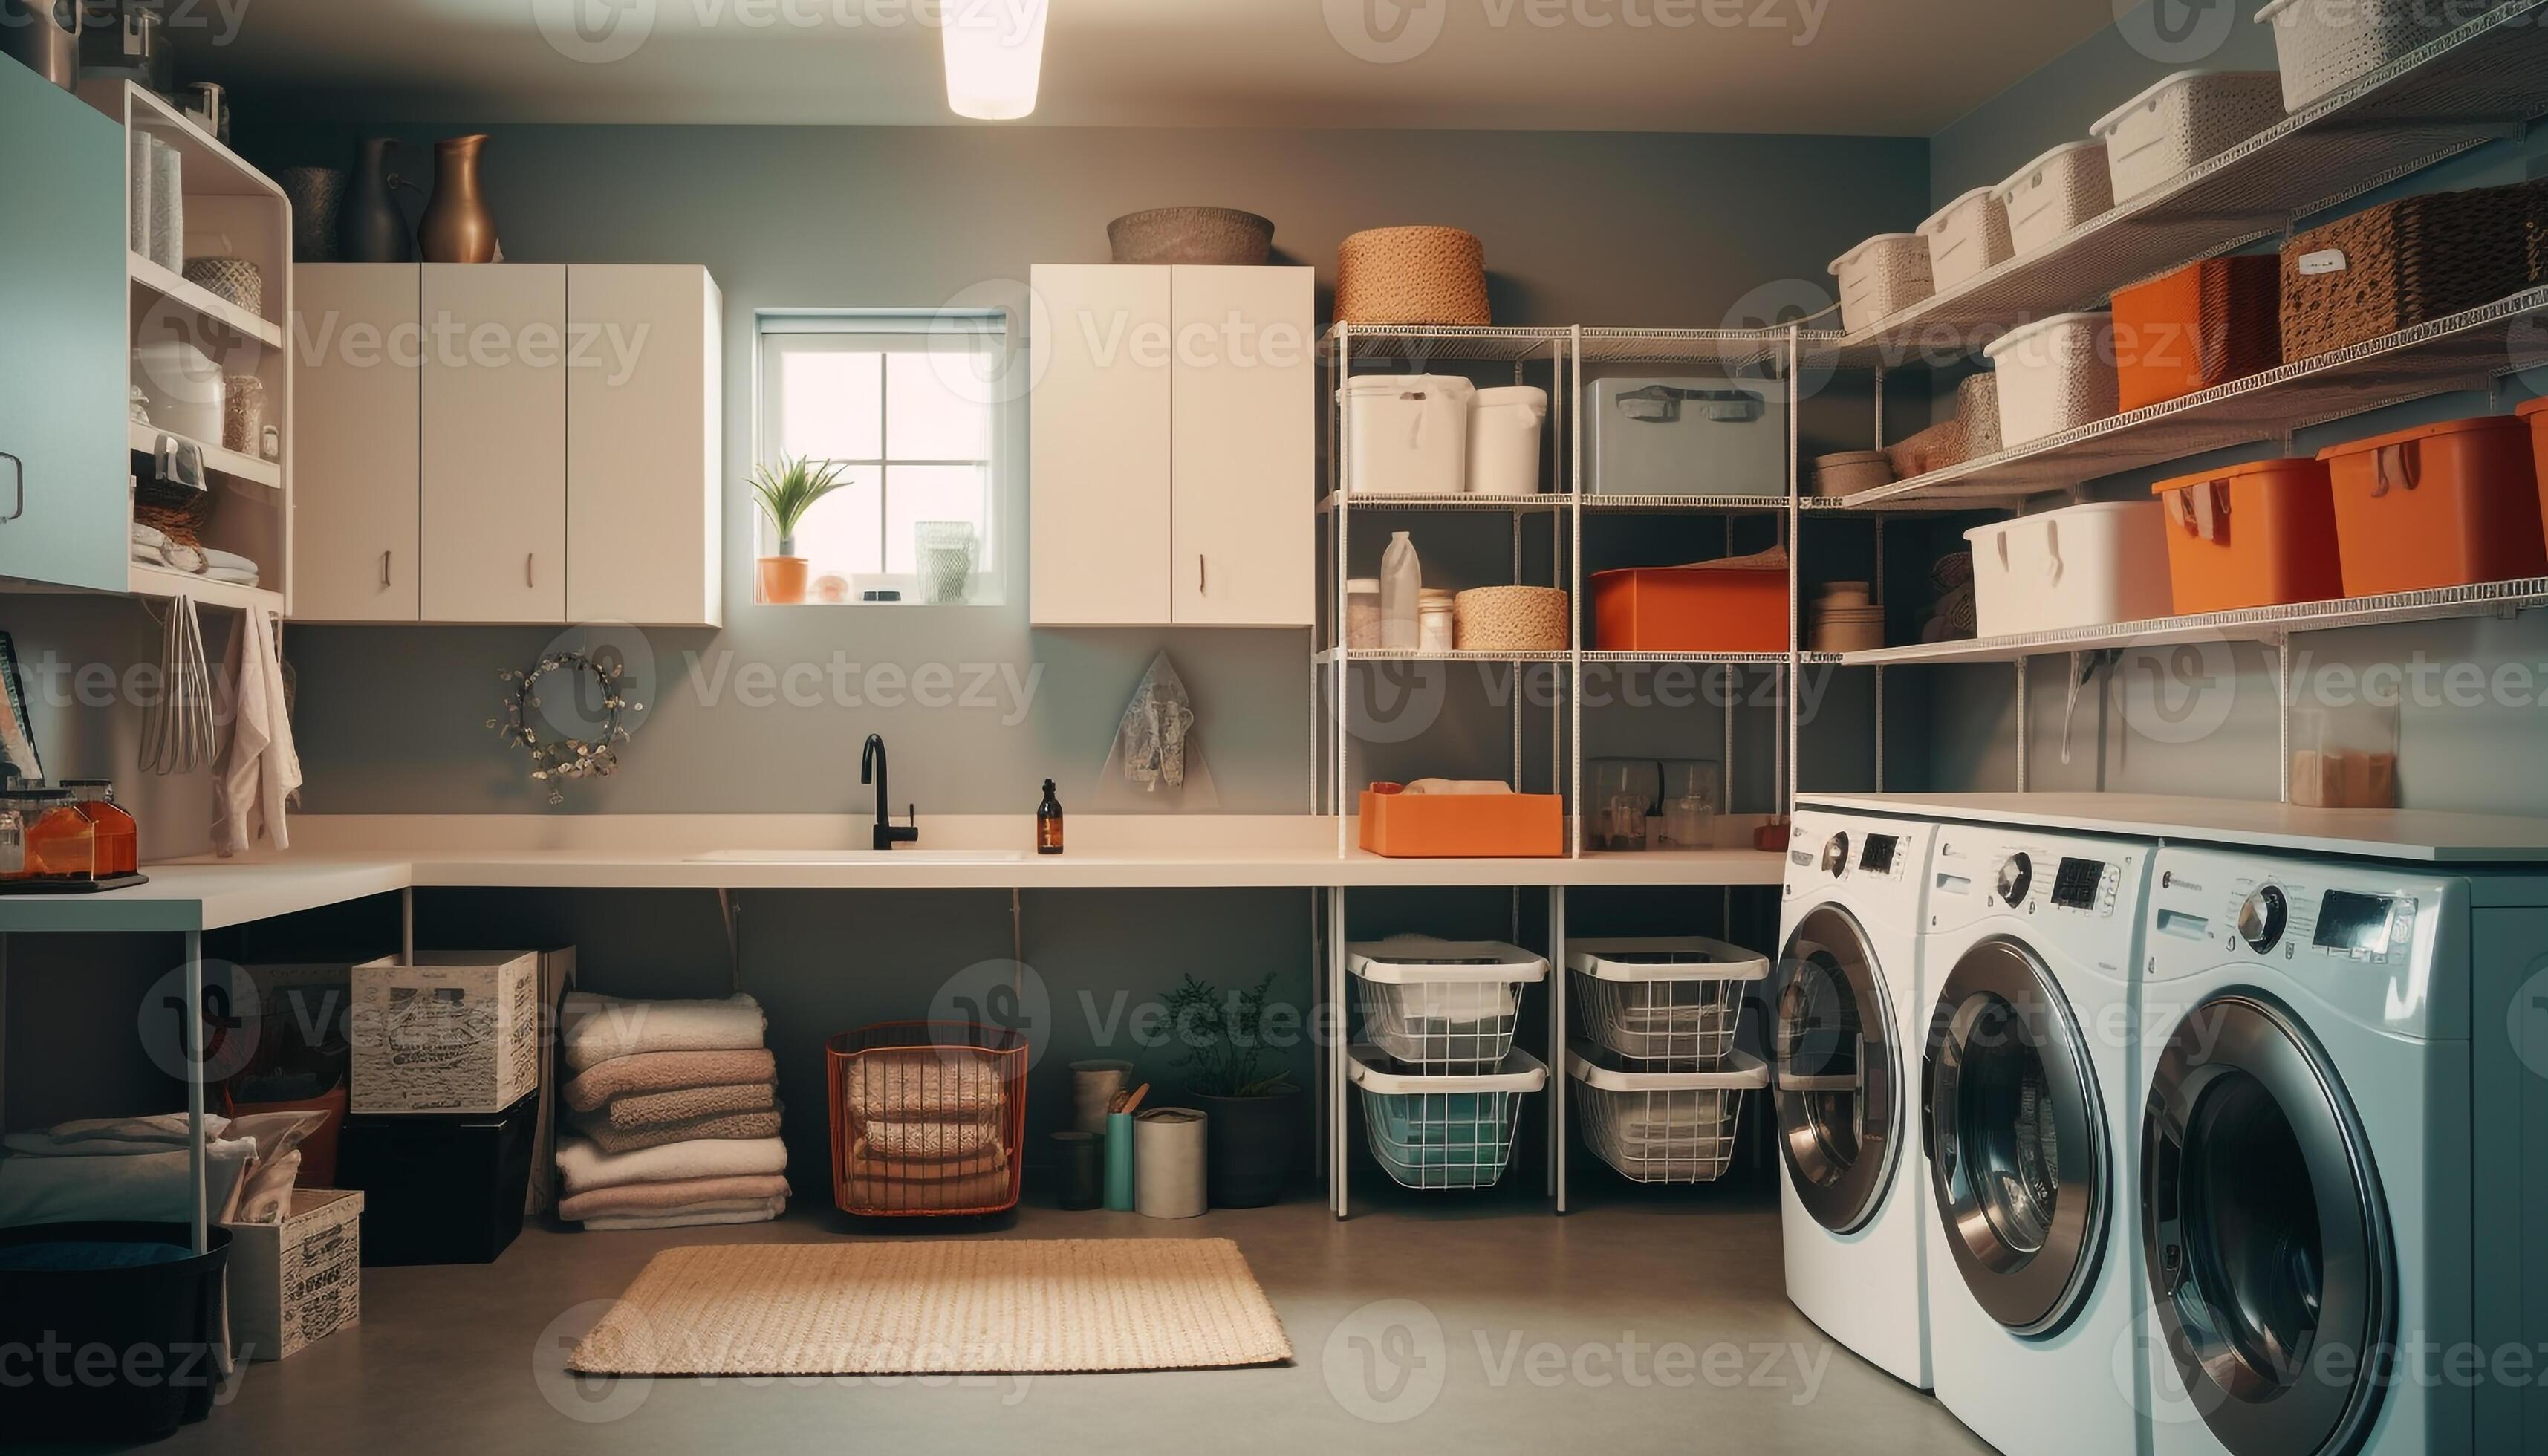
[1922,824,2152,1456]
[1773,807,1939,1390]
[2139,845,2548,1456]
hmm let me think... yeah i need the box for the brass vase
[417,134,498,264]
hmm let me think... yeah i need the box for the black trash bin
[0,1221,233,1443]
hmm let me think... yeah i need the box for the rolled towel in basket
[852,1118,1004,1163]
[561,992,768,1073]
[583,1197,787,1232]
[563,1048,779,1113]
[556,1134,787,1196]
[559,1172,793,1222]
[573,1106,784,1157]
[842,1154,1011,1212]
[844,1049,1006,1121]
[596,1081,776,1131]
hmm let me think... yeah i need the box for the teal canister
[1104,1111,1136,1211]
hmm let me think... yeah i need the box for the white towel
[554,1134,788,1196]
[560,992,767,1072]
[2,1113,233,1154]
[0,1146,253,1226]
[213,605,301,856]
[581,1197,787,1231]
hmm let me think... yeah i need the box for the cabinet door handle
[526,553,536,588]
[0,452,21,524]
[1198,554,1207,594]
[380,550,391,588]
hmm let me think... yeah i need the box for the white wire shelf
[1833,287,2548,508]
[1579,327,1790,370]
[1318,492,1572,513]
[1322,324,1573,363]
[1581,651,1790,666]
[1822,577,2548,666]
[1799,0,2548,371]
[1314,648,1572,666]
[1578,493,1792,512]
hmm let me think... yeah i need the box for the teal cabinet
[0,62,129,593]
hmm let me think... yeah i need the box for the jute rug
[569,1238,1293,1375]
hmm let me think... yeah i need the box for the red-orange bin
[1590,565,1788,654]
[2148,458,2342,615]
[2320,415,2547,597]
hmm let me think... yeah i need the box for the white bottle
[1379,532,1421,651]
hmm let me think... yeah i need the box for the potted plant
[748,455,849,605]
[1160,971,1302,1208]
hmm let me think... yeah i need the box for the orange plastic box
[1359,785,1564,859]
[2148,458,2341,614]
[2523,397,2548,535]
[2113,256,2281,413]
[1590,565,1788,653]
[2320,415,2547,597]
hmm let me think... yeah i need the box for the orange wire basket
[825,1021,1027,1217]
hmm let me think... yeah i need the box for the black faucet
[860,733,920,851]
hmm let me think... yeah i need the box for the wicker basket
[825,1021,1027,1217]
[1106,207,1273,265]
[2281,183,2536,361]
[1452,586,1567,651]
[182,256,264,317]
[1336,226,1489,326]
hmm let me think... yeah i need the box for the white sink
[685,848,1027,865]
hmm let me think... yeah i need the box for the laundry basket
[1350,937,1550,1070]
[1567,1042,1768,1185]
[826,1021,1027,1216]
[1349,1045,1547,1190]
[1567,936,1770,1069]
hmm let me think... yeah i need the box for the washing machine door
[1774,903,1903,1235]
[2142,993,2392,1456]
[1925,935,2110,1338]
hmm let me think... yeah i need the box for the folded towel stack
[840,1046,1013,1213]
[556,993,788,1229]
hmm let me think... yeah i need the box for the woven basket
[182,256,264,317]
[1336,227,1489,326]
[2281,183,2535,360]
[1452,587,1567,652]
[1107,207,1273,265]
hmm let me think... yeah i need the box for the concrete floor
[79,1178,1994,1456]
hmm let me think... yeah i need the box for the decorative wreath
[487,650,639,804]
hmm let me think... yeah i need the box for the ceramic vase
[417,134,498,264]
[340,138,416,264]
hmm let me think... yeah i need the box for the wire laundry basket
[1567,1042,1768,1184]
[1349,1045,1547,1190]
[1568,936,1770,1069]
[1348,937,1550,1071]
[825,1021,1027,1216]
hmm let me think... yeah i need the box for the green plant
[1160,972,1299,1098]
[747,455,851,556]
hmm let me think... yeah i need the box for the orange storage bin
[2523,397,2548,533]
[2320,415,2547,597]
[2113,256,2281,412]
[2148,458,2341,614]
[1359,785,1564,859]
[1590,564,1787,653]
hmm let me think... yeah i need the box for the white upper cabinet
[1171,265,1314,627]
[1030,264,1174,626]
[422,264,567,623]
[568,265,723,628]
[292,264,422,622]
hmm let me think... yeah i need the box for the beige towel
[842,1156,1012,1212]
[563,1050,779,1113]
[573,1106,784,1156]
[556,1135,788,1196]
[561,993,766,1073]
[852,1118,1003,1162]
[582,1197,786,1232]
[844,1049,1006,1121]
[559,1173,793,1222]
[604,1082,775,1131]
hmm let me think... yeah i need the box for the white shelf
[1318,493,1793,513]
[1322,324,1572,363]
[129,253,282,348]
[1316,648,1571,666]
[94,82,283,200]
[129,563,279,615]
[1581,651,1788,666]
[129,422,283,490]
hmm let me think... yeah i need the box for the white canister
[1340,374,1475,496]
[1418,588,1457,653]
[1467,385,1547,495]
[1345,579,1383,649]
[1133,1107,1209,1219]
[131,340,224,442]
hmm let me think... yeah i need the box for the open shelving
[130,421,282,491]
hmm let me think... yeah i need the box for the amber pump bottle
[1037,779,1065,855]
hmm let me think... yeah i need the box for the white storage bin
[1964,501,2174,637]
[1920,187,2015,292]
[1583,375,1786,496]
[1340,373,1475,495]
[1350,1045,1547,1191]
[1983,311,2119,449]
[1992,140,2114,256]
[1466,385,1548,495]
[1349,937,1550,1069]
[1829,233,1936,334]
[223,1189,363,1361]
[2258,0,2469,112]
[350,950,543,1114]
[1567,1042,1767,1185]
[2091,71,2287,203]
[1566,936,1769,1068]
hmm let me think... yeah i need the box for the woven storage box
[1956,370,2003,458]
[1984,311,2120,447]
[1105,207,1273,265]
[1994,140,2114,256]
[1452,585,1567,651]
[1885,418,1965,480]
[2258,0,2475,112]
[223,1189,362,1361]
[349,952,541,1114]
[1920,188,2014,293]
[181,256,264,316]
[2114,256,2283,412]
[1830,233,1935,334]
[1336,226,1489,325]
[2091,71,2287,204]
[2281,184,2536,360]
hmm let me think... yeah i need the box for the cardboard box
[224,1189,363,1361]
[351,951,542,1114]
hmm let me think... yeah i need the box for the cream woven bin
[1336,226,1491,325]
[1453,586,1567,652]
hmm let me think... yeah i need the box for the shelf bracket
[715,888,741,994]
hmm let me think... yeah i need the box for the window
[756,312,1011,605]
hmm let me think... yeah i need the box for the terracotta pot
[418,134,498,264]
[757,556,809,605]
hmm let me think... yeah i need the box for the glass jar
[60,779,138,877]
[13,789,94,880]
[223,374,267,457]
[0,802,23,880]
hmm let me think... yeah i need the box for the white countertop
[1800,792,2548,864]
[0,815,1786,932]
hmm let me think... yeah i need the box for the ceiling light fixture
[941,0,1050,120]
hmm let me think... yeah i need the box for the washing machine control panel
[2197,878,2419,965]
[2237,885,2288,953]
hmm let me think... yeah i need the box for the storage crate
[1966,501,2174,636]
[1583,375,1787,496]
[1829,233,1935,333]
[2091,70,2286,203]
[1590,559,1789,653]
[1994,140,2113,256]
[2280,184,2535,360]
[1984,311,2119,448]
[1349,937,1550,1070]
[1358,784,1565,859]
[826,1022,1027,1216]
[1920,188,2014,293]
[2151,458,2344,614]
[2114,256,2282,412]
[1341,374,1474,496]
[337,1091,536,1266]
[1567,937,1769,1069]
[2321,415,2548,597]
[1567,1043,1767,1185]
[1349,1046,1546,1191]
[350,950,541,1114]
[2258,0,2477,112]
[223,1189,362,1362]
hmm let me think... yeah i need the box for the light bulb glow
[941,0,1050,120]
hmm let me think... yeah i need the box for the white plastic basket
[1567,1042,1767,1185]
[1965,501,2175,637]
[1983,311,2119,449]
[1566,936,1769,1068]
[2091,70,2287,203]
[1992,140,2114,256]
[1920,187,2015,293]
[1828,233,1935,334]
[2256,0,2475,113]
[1349,937,1550,1070]
[1350,1045,1547,1191]
[1340,374,1474,495]
[1467,386,1548,496]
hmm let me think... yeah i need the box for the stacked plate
[1810,582,1884,653]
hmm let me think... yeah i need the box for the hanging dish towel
[1094,651,1221,810]
[213,607,302,856]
